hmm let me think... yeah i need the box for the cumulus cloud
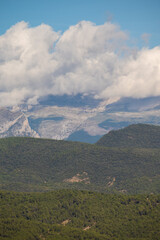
[100,46,160,99]
[0,21,160,107]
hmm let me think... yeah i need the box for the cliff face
[0,108,39,138]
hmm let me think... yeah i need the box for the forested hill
[96,123,160,148]
[1,190,160,240]
[1,135,160,194]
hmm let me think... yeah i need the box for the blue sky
[0,0,160,48]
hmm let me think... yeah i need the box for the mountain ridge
[1,95,160,143]
[96,123,160,148]
[1,123,160,194]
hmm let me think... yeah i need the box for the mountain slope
[0,108,39,138]
[1,190,160,240]
[1,136,160,194]
[96,123,160,148]
[1,95,160,143]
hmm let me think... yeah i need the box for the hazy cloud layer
[0,21,160,107]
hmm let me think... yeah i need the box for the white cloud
[0,21,160,107]
[100,47,160,99]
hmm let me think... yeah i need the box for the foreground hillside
[0,190,160,240]
[97,123,160,148]
[1,134,160,194]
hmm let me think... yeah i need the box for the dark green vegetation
[1,190,160,240]
[1,123,160,194]
[1,124,160,239]
[97,123,160,148]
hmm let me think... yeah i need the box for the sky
[0,0,160,107]
[1,0,160,47]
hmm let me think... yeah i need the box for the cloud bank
[0,21,160,107]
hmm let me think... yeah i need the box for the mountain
[96,123,160,148]
[1,131,160,194]
[0,107,39,138]
[1,190,160,240]
[0,95,160,143]
[105,96,160,113]
[1,124,160,239]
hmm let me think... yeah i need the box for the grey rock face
[0,108,39,138]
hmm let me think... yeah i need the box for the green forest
[0,132,160,194]
[0,124,160,239]
[96,124,160,148]
[1,190,160,240]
